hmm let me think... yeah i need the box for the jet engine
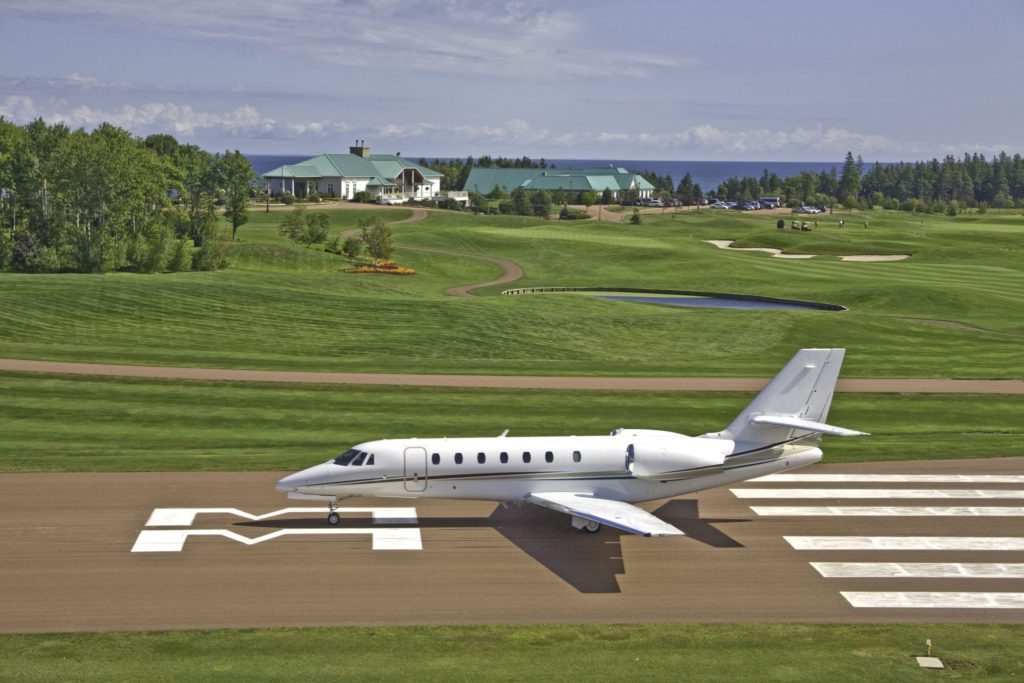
[626,432,727,480]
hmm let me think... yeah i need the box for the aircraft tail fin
[710,348,867,448]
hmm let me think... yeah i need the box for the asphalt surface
[2,457,1023,633]
[1,358,1021,393]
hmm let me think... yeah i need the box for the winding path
[0,358,1019,393]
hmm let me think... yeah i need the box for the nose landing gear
[327,500,340,526]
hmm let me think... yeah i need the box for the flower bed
[344,260,416,275]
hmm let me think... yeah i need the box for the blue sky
[1,0,1022,160]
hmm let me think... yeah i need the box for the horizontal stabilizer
[750,414,869,437]
[526,492,685,537]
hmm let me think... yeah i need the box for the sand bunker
[705,240,814,259]
[705,240,908,262]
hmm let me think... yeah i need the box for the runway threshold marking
[811,562,1024,578]
[751,506,1024,516]
[145,507,418,526]
[785,536,1024,551]
[732,489,1024,499]
[751,474,1024,483]
[131,528,422,552]
[841,592,1024,609]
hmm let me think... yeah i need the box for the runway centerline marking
[811,562,1024,578]
[751,506,1024,516]
[145,507,418,526]
[732,488,1024,499]
[751,474,1024,483]
[841,592,1024,609]
[785,536,1024,551]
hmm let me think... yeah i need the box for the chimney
[349,140,371,158]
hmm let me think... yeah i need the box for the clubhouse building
[463,167,656,199]
[262,141,443,201]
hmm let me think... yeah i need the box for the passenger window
[545,451,554,463]
[477,452,486,464]
[573,450,581,463]
[500,452,508,464]
[455,452,463,464]
[431,453,440,465]
[523,451,531,463]
[352,452,367,466]
[367,454,375,465]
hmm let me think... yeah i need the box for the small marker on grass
[916,638,944,669]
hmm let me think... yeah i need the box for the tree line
[0,117,257,273]
[709,151,1024,212]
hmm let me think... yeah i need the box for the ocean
[247,154,842,192]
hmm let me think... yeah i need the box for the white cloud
[6,1,691,79]
[0,96,348,140]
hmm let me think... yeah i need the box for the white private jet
[276,348,867,536]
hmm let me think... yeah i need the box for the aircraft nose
[275,472,304,493]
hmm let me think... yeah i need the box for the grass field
[0,206,1020,378]
[3,624,1021,681]
[1,372,1020,471]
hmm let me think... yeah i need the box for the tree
[838,151,861,203]
[531,190,552,218]
[677,172,694,205]
[468,191,489,214]
[358,216,393,259]
[629,208,642,225]
[600,188,614,205]
[578,190,598,208]
[218,150,256,240]
[510,187,530,215]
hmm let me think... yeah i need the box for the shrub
[352,191,375,204]
[193,240,228,271]
[280,192,296,205]
[168,239,192,272]
[324,235,342,255]
[341,235,363,257]
[559,206,590,220]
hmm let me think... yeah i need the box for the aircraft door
[403,447,428,492]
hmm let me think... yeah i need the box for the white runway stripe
[841,592,1024,609]
[732,488,1024,499]
[751,506,1024,516]
[812,562,1024,578]
[751,474,1024,483]
[785,536,1024,551]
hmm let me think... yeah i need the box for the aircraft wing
[526,492,685,537]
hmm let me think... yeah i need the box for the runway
[2,457,1023,633]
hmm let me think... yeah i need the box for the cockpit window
[333,448,359,465]
[366,454,374,466]
[352,452,367,466]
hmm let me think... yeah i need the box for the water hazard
[598,295,821,311]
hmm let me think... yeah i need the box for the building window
[431,453,440,465]
[455,452,463,465]
[523,451,531,463]
[545,451,554,463]
[500,452,508,464]
[477,452,486,464]
[573,450,582,463]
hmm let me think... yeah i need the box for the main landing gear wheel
[582,520,602,533]
[327,511,340,526]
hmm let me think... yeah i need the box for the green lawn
[1,372,1020,472]
[3,624,1021,681]
[0,206,1020,378]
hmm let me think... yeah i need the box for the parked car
[798,205,820,214]
[759,196,781,208]
[710,201,729,209]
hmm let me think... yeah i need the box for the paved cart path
[0,358,1020,393]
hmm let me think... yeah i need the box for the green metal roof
[262,153,441,180]
[464,167,653,194]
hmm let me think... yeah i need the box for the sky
[1,0,1022,161]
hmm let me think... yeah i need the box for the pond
[597,295,824,311]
